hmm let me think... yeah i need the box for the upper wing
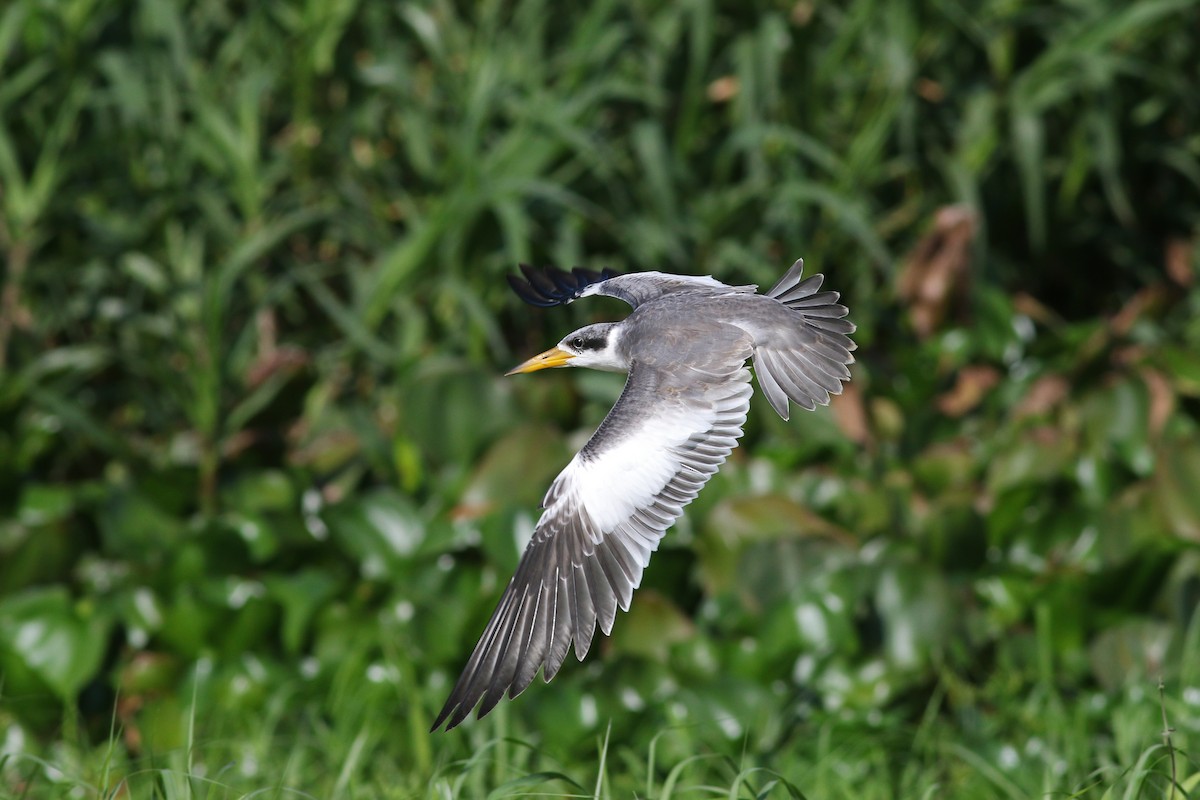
[431,335,754,730]
[509,264,754,309]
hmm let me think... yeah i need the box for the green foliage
[2,0,1200,796]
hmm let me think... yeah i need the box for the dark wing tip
[430,689,477,732]
[507,266,558,308]
[430,696,455,732]
[507,264,622,307]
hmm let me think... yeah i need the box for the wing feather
[432,343,754,730]
[508,264,623,307]
[509,265,753,309]
[542,565,571,681]
[569,561,596,660]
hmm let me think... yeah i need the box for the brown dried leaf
[1011,292,1059,326]
[245,308,311,388]
[830,381,870,445]
[916,78,945,103]
[790,1,815,26]
[1014,374,1069,419]
[897,205,977,338]
[707,76,739,103]
[1140,367,1175,438]
[1110,284,1168,337]
[937,365,1001,417]
[1166,236,1194,287]
[245,345,310,388]
[221,429,261,459]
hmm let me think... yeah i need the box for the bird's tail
[754,259,856,420]
[767,259,846,315]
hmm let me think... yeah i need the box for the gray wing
[509,264,755,309]
[431,336,754,731]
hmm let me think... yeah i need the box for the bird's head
[507,322,627,375]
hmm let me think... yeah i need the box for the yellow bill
[506,346,575,375]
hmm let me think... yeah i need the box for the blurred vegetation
[2,0,1200,796]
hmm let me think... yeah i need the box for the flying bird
[431,259,856,730]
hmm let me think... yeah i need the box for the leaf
[1152,435,1200,541]
[266,570,342,654]
[138,694,188,753]
[16,483,74,526]
[362,210,451,329]
[608,590,694,661]
[937,365,1001,417]
[213,207,325,305]
[486,772,583,799]
[975,575,1038,628]
[875,565,954,671]
[1009,107,1046,250]
[96,487,186,560]
[1088,619,1174,691]
[707,494,849,544]
[118,651,182,695]
[220,470,295,515]
[986,428,1072,494]
[401,360,516,469]
[911,439,977,492]
[457,424,570,518]
[896,205,977,339]
[159,586,217,658]
[221,511,279,562]
[0,587,113,700]
[1080,378,1152,472]
[1158,346,1200,397]
[0,2,30,66]
[323,488,427,577]
[699,494,853,594]
[830,381,870,445]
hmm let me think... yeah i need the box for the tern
[432,259,855,730]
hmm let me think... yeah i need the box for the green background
[2,0,1200,796]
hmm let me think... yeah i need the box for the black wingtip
[431,680,492,731]
[507,264,622,307]
[430,699,467,732]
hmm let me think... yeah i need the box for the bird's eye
[572,337,585,350]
